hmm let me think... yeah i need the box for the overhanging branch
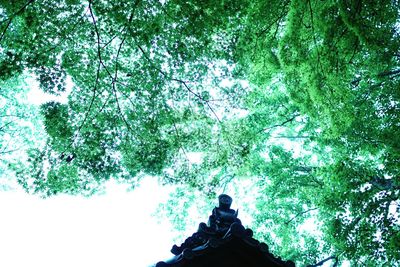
[0,0,35,43]
[258,114,299,134]
[307,256,338,267]
[285,207,318,225]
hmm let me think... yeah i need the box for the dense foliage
[1,0,399,265]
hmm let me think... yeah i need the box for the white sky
[0,177,177,267]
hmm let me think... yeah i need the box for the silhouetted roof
[155,194,295,267]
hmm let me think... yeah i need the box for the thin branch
[309,174,324,188]
[83,0,128,134]
[377,69,400,78]
[256,1,289,37]
[271,135,311,139]
[331,28,348,50]
[1,17,15,43]
[101,7,136,50]
[102,33,120,49]
[222,174,235,193]
[88,2,113,78]
[0,130,25,154]
[347,41,359,64]
[383,201,391,221]
[307,0,323,74]
[45,6,90,54]
[0,114,26,119]
[172,120,189,161]
[353,69,400,85]
[106,11,140,135]
[285,207,318,225]
[97,93,112,114]
[88,6,139,135]
[135,44,221,122]
[117,88,137,109]
[0,147,22,155]
[111,84,134,133]
[307,256,338,267]
[76,67,101,134]
[294,166,316,173]
[0,0,35,43]
[152,0,174,20]
[258,114,299,133]
[62,0,109,155]
[110,36,136,134]
[0,120,17,132]
[76,0,104,135]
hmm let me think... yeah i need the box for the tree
[156,0,400,265]
[1,0,399,265]
[1,0,249,195]
[0,75,43,191]
[231,1,400,265]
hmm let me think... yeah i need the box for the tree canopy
[1,0,399,266]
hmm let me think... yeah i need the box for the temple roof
[155,194,295,267]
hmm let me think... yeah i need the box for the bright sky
[0,177,177,267]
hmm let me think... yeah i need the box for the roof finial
[218,194,232,210]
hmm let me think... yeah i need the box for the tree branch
[377,69,400,78]
[307,0,323,74]
[307,256,338,267]
[76,0,104,136]
[0,0,35,43]
[0,120,17,132]
[257,1,289,37]
[135,44,221,122]
[0,147,22,155]
[352,68,400,87]
[45,6,90,54]
[258,114,299,133]
[285,207,318,225]
[271,135,311,139]
[171,119,189,162]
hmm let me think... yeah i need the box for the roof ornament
[208,194,240,234]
